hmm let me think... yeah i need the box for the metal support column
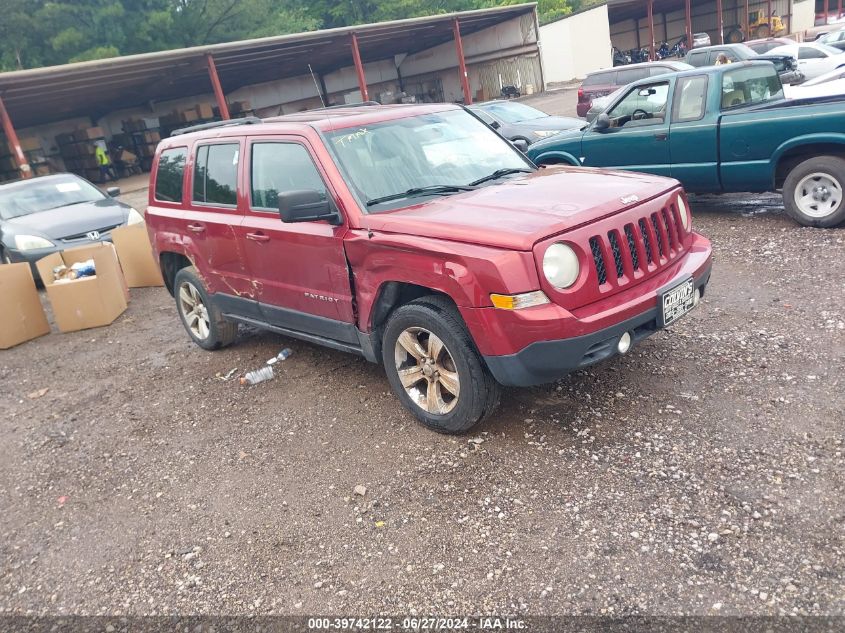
[745,0,750,37]
[825,0,830,24]
[0,95,31,179]
[716,0,724,44]
[453,18,473,105]
[205,54,230,120]
[647,0,655,60]
[767,0,773,30]
[349,33,369,102]
[685,0,693,49]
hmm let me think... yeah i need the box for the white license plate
[660,278,695,327]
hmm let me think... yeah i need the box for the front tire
[381,296,500,434]
[174,266,238,350]
[783,156,845,227]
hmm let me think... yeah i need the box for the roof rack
[170,116,262,136]
[313,101,381,111]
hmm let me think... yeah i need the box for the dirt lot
[1,93,844,619]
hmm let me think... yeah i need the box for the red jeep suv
[146,104,712,433]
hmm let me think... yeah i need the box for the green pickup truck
[528,61,845,227]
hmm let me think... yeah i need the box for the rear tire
[381,296,500,434]
[174,266,238,350]
[783,156,845,228]
[726,28,744,43]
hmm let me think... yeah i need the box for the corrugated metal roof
[0,4,536,128]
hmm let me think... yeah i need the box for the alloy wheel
[794,172,842,218]
[394,327,460,415]
[178,280,211,340]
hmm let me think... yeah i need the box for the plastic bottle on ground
[267,348,293,365]
[240,366,274,385]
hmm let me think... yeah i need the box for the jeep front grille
[589,203,684,287]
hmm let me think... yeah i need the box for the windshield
[0,175,106,220]
[479,102,547,123]
[324,109,532,212]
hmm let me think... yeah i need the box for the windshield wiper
[366,184,476,207]
[467,168,533,187]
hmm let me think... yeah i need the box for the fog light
[617,332,632,354]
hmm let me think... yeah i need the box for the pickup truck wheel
[382,297,500,434]
[783,156,845,227]
[174,266,238,350]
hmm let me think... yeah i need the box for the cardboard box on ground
[111,224,165,288]
[0,264,50,349]
[35,242,128,333]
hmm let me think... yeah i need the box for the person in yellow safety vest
[94,142,117,182]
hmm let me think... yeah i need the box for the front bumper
[4,237,114,282]
[480,259,712,388]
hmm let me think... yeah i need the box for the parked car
[692,32,712,48]
[577,61,693,117]
[684,43,804,84]
[745,37,795,54]
[818,28,845,52]
[146,105,712,433]
[528,61,845,228]
[468,101,582,145]
[784,66,845,98]
[0,173,143,279]
[766,42,845,81]
[585,87,625,122]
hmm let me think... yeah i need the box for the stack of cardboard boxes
[55,126,108,183]
[0,225,164,350]
[0,135,47,183]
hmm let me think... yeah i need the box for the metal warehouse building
[0,3,543,182]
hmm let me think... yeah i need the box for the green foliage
[0,0,582,71]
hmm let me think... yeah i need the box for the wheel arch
[159,251,193,296]
[531,150,581,166]
[773,136,845,189]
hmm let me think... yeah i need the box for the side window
[687,51,707,67]
[250,142,327,211]
[193,143,239,206]
[617,68,649,84]
[154,148,187,203]
[606,82,670,127]
[672,75,708,122]
[798,46,826,59]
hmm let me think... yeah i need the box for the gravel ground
[1,94,843,619]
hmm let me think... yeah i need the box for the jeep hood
[361,167,680,251]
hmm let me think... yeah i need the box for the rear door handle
[654,133,668,141]
[187,223,205,233]
[246,232,270,243]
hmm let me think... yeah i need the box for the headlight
[534,131,559,138]
[127,208,144,225]
[677,195,690,231]
[14,235,55,251]
[543,243,580,289]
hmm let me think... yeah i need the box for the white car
[783,67,845,98]
[766,42,845,80]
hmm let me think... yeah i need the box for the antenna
[309,64,326,108]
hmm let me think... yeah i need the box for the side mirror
[106,186,121,197]
[511,138,529,153]
[594,113,610,131]
[278,190,339,224]
[490,120,501,130]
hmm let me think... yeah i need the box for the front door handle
[246,232,270,243]
[187,223,205,233]
[654,132,668,141]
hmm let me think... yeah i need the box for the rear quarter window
[583,71,615,87]
[154,148,187,203]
